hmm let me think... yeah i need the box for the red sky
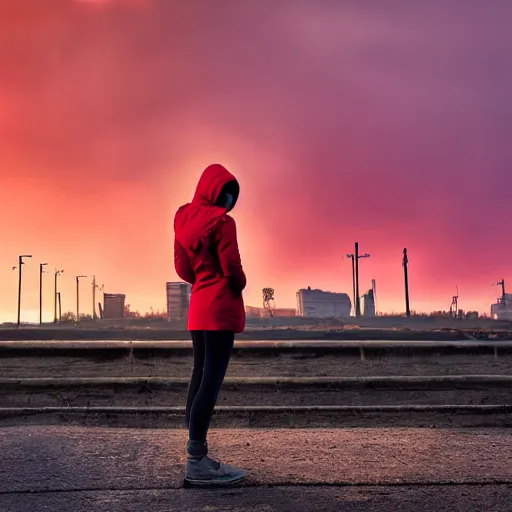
[1,0,511,322]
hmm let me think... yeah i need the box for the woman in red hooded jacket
[174,163,248,486]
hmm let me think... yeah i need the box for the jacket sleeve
[216,216,247,293]
[174,238,196,285]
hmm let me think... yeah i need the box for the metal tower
[450,286,459,318]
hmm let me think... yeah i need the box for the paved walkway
[1,426,511,511]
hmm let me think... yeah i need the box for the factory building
[491,294,512,320]
[102,293,126,319]
[166,282,191,321]
[246,306,296,318]
[296,286,351,318]
[362,288,376,317]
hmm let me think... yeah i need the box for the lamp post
[39,263,48,324]
[76,275,87,320]
[54,269,64,323]
[16,255,32,327]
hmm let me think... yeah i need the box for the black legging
[186,330,235,446]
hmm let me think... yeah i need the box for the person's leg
[185,330,205,429]
[185,331,247,485]
[187,330,234,457]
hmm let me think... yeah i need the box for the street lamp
[76,275,87,320]
[16,255,32,327]
[39,263,48,325]
[54,269,64,323]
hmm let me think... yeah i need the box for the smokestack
[371,279,377,314]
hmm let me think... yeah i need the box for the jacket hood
[174,164,239,252]
[191,163,239,207]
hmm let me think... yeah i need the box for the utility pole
[92,275,96,319]
[354,243,371,318]
[355,243,360,317]
[17,255,32,327]
[39,263,48,324]
[54,269,64,323]
[344,254,356,316]
[403,248,410,317]
[76,275,87,320]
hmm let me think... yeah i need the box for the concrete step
[1,404,512,428]
[1,340,512,378]
[2,375,512,408]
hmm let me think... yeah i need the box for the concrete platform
[3,375,512,409]
[3,339,512,380]
[2,327,509,342]
[0,426,511,511]
[2,339,512,350]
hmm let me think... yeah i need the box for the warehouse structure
[491,293,512,320]
[296,287,351,318]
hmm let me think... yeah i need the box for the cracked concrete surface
[0,426,511,511]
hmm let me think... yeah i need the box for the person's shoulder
[214,214,237,238]
[218,214,236,227]
[173,203,191,229]
[175,203,190,215]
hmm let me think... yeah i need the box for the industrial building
[166,282,191,321]
[102,293,126,319]
[246,305,264,317]
[296,287,351,318]
[491,294,512,320]
[362,288,376,317]
[246,305,296,318]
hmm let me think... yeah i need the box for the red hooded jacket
[173,164,246,333]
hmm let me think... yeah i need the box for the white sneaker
[185,455,248,486]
